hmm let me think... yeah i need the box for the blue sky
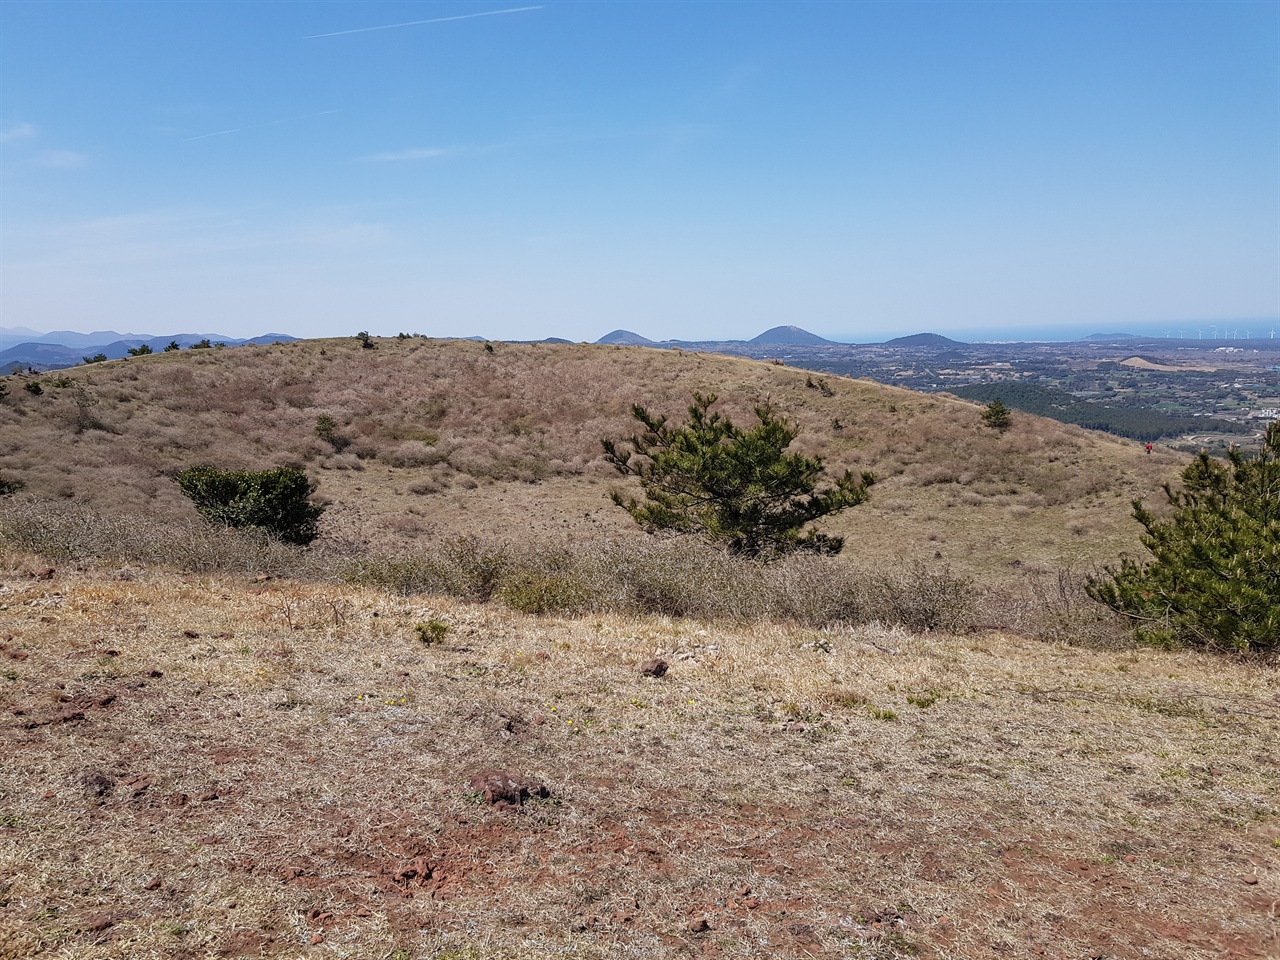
[1,0,1276,343]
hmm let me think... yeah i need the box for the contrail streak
[182,110,338,142]
[305,5,542,39]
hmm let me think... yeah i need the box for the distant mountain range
[0,328,298,373]
[2,323,1174,374]
[596,325,844,348]
[593,326,975,349]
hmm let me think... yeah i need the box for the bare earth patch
[0,567,1275,959]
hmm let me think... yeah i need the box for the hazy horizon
[2,2,1276,344]
[4,316,1279,349]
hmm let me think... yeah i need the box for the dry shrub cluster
[980,565,1133,649]
[0,496,1154,642]
[0,497,306,577]
[0,496,975,632]
[343,536,977,632]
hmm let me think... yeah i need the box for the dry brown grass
[1,562,1276,959]
[0,337,1184,589]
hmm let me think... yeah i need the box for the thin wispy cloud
[6,208,391,270]
[363,146,456,162]
[37,150,87,169]
[0,122,37,143]
[305,5,541,39]
[182,109,338,142]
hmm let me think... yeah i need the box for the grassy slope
[0,336,1185,583]
[0,561,1275,959]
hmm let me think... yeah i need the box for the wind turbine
[1197,328,1203,340]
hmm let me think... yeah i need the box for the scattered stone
[84,913,114,932]
[393,857,433,884]
[310,932,324,945]
[198,791,219,802]
[687,917,709,933]
[143,877,161,891]
[165,792,189,807]
[182,630,201,639]
[32,567,55,580]
[640,659,668,678]
[467,769,550,808]
[1243,875,1259,885]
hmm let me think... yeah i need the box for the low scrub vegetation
[0,497,975,632]
[0,497,304,575]
[343,536,976,631]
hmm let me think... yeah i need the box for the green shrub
[0,474,23,497]
[603,392,874,558]
[127,344,153,356]
[164,340,181,352]
[82,353,108,364]
[23,381,42,396]
[175,465,324,546]
[1086,420,1280,652]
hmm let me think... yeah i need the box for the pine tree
[981,399,1012,431]
[1086,420,1280,652]
[602,393,874,558]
